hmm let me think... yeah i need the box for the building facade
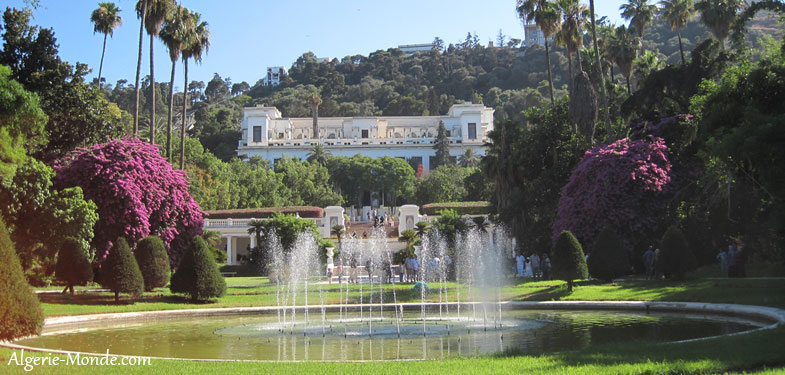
[236,104,494,171]
[262,66,287,87]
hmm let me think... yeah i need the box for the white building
[236,104,494,171]
[524,23,547,46]
[262,66,287,87]
[398,43,435,54]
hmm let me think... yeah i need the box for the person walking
[716,248,729,276]
[516,254,526,278]
[643,246,656,280]
[531,253,541,280]
[542,254,552,280]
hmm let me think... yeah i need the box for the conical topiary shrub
[658,225,697,280]
[55,237,93,294]
[587,226,629,282]
[170,236,226,302]
[552,230,588,292]
[0,215,43,340]
[99,237,144,303]
[134,235,170,291]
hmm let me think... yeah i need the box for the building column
[250,234,256,250]
[226,235,235,266]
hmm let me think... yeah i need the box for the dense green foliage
[657,225,696,279]
[0,8,128,161]
[326,154,415,207]
[0,65,47,180]
[586,226,629,281]
[0,214,43,340]
[0,158,98,273]
[551,230,588,292]
[54,237,93,293]
[170,235,226,302]
[134,236,171,291]
[99,238,144,303]
[484,101,586,254]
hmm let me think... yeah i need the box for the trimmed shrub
[99,238,144,303]
[134,236,170,292]
[587,226,630,281]
[552,230,588,292]
[171,236,226,302]
[0,215,44,340]
[657,225,697,279]
[55,237,93,294]
[421,201,492,216]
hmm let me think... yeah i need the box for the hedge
[421,201,491,216]
[206,206,324,219]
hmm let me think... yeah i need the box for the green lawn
[11,275,785,374]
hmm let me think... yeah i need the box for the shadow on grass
[37,292,194,306]
[487,325,785,373]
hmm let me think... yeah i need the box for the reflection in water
[17,309,765,361]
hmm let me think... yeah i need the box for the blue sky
[6,1,629,90]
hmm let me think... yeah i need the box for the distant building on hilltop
[262,66,286,87]
[524,23,548,46]
[237,104,494,171]
[397,43,435,54]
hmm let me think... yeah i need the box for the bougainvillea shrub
[54,138,204,266]
[552,136,672,252]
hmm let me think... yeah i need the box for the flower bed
[421,201,492,216]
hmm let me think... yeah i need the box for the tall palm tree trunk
[134,0,147,136]
[149,34,156,145]
[590,0,611,134]
[576,48,583,72]
[544,39,555,105]
[98,33,108,86]
[678,30,686,65]
[180,59,188,170]
[567,51,574,93]
[167,60,175,162]
[626,75,632,94]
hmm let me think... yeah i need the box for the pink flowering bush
[552,136,671,251]
[54,138,205,266]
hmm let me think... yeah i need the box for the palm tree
[607,25,640,94]
[589,0,611,134]
[517,0,562,105]
[555,0,588,88]
[137,0,174,145]
[414,221,430,239]
[620,0,658,39]
[331,225,345,251]
[247,219,268,251]
[458,148,480,168]
[159,5,190,162]
[90,2,122,88]
[633,50,664,83]
[695,0,745,49]
[306,143,331,165]
[398,229,418,256]
[179,10,210,170]
[133,0,147,135]
[310,93,322,140]
[660,0,696,64]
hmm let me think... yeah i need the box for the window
[278,133,284,139]
[446,130,451,137]
[468,123,477,139]
[362,129,369,138]
[253,126,262,143]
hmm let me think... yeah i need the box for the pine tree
[432,120,451,169]
[55,237,93,294]
[0,215,43,340]
[99,237,144,303]
[170,236,226,302]
[552,230,588,292]
[586,226,629,281]
[134,235,170,291]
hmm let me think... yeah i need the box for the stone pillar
[323,206,345,238]
[250,234,256,250]
[226,235,235,266]
[397,204,420,236]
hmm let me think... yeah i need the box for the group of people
[365,208,394,228]
[717,237,747,278]
[515,253,551,280]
